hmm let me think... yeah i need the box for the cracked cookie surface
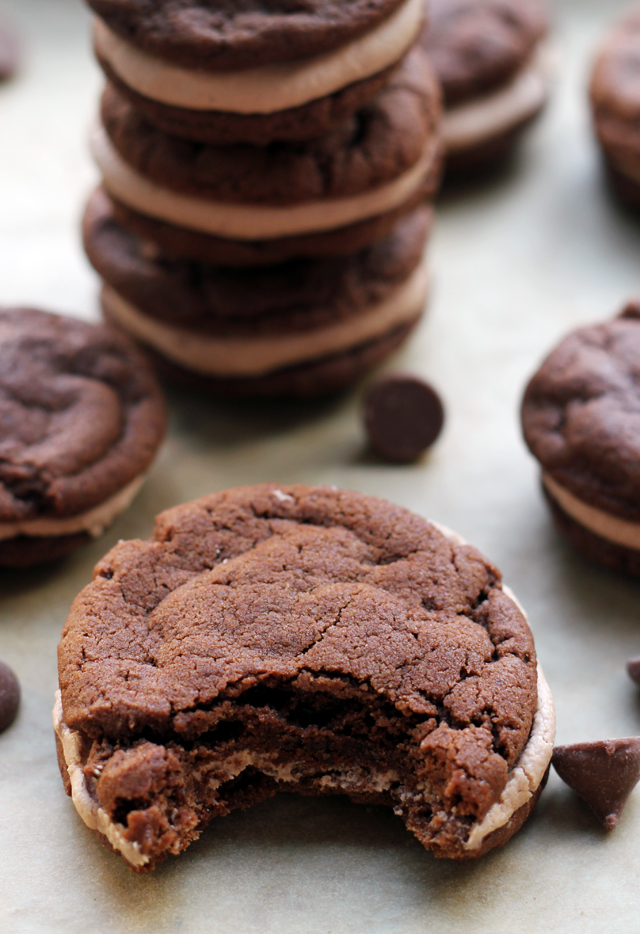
[57,485,542,868]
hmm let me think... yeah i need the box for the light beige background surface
[0,1,639,930]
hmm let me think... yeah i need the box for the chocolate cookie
[90,0,425,146]
[55,484,554,870]
[84,189,431,335]
[590,7,640,208]
[0,307,166,568]
[97,56,398,147]
[421,0,550,175]
[91,49,442,265]
[86,189,431,394]
[99,48,440,205]
[522,306,640,576]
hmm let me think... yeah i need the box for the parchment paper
[1,1,639,930]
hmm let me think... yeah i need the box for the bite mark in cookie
[56,485,553,869]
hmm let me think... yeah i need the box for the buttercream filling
[442,42,553,153]
[92,125,438,241]
[0,474,146,543]
[92,0,424,115]
[543,472,640,551]
[101,261,429,377]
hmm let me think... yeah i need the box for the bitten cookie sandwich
[422,0,551,175]
[91,48,442,266]
[0,307,166,567]
[89,0,426,144]
[522,304,640,576]
[84,190,431,396]
[55,485,554,871]
[590,6,640,208]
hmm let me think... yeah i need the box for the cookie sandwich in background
[0,307,166,567]
[422,0,552,178]
[522,303,640,577]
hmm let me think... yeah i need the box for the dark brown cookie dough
[590,8,640,204]
[97,53,398,146]
[99,47,441,205]
[422,0,548,106]
[87,0,408,71]
[0,307,166,566]
[84,188,431,337]
[522,313,640,522]
[57,485,545,869]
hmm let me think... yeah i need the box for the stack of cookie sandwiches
[82,0,443,397]
[421,0,552,177]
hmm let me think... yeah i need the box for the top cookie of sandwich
[0,307,165,527]
[59,485,537,760]
[422,0,548,105]
[86,0,411,70]
[522,313,640,521]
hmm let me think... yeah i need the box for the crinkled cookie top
[59,485,538,781]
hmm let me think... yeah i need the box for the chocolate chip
[0,25,19,82]
[627,656,640,685]
[552,738,640,829]
[0,660,20,733]
[364,375,445,463]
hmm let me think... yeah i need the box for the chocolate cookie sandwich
[421,0,551,175]
[85,189,431,396]
[55,484,554,870]
[89,0,426,145]
[91,48,442,265]
[522,304,640,576]
[590,6,640,208]
[0,307,166,568]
